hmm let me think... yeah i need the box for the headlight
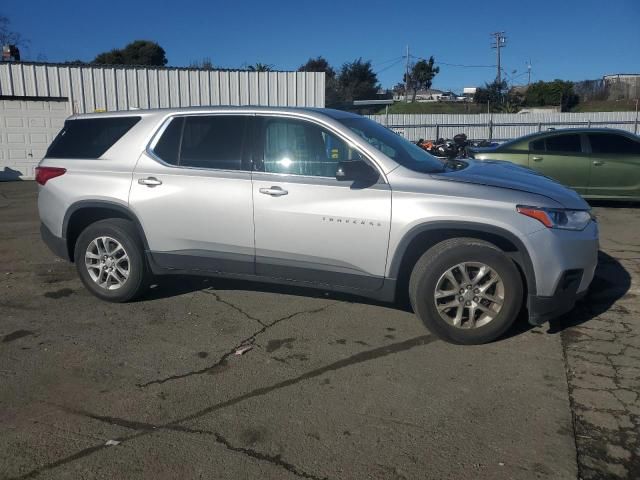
[517,206,592,231]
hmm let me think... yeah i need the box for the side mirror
[335,160,378,182]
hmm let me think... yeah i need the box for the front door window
[262,118,362,177]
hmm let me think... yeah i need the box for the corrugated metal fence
[368,112,640,142]
[0,62,325,112]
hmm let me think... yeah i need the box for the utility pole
[490,32,507,85]
[405,45,410,102]
[527,59,532,85]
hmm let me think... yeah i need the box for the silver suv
[37,107,598,344]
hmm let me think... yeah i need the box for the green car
[470,128,640,200]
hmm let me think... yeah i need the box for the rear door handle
[593,160,604,166]
[259,186,288,197]
[532,156,543,162]
[138,177,162,187]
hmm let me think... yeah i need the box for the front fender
[387,220,537,296]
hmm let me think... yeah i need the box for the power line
[375,58,404,75]
[409,54,495,68]
[509,70,530,81]
[500,68,516,84]
[436,61,496,68]
[372,56,404,67]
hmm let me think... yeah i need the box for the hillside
[376,99,638,115]
[570,99,638,112]
[377,102,486,115]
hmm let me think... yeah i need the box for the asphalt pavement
[0,181,637,479]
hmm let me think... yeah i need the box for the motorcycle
[417,134,469,159]
[416,134,500,160]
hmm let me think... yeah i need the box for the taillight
[35,167,66,185]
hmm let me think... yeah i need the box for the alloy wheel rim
[433,262,505,329]
[85,236,130,290]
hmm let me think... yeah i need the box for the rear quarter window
[46,117,141,159]
[152,117,184,165]
[545,134,582,153]
[530,139,545,152]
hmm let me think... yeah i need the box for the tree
[94,49,123,65]
[0,15,28,48]
[392,82,406,97]
[404,57,440,102]
[298,56,336,79]
[247,63,273,72]
[0,15,28,60]
[337,58,379,103]
[525,80,578,111]
[501,87,525,112]
[93,40,167,66]
[474,80,508,108]
[298,56,340,107]
[189,57,214,70]
[497,98,521,113]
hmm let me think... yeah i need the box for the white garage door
[0,98,70,180]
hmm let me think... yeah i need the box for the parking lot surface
[0,181,638,479]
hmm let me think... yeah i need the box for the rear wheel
[74,219,149,302]
[409,238,523,344]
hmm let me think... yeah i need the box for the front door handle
[259,186,288,197]
[138,177,162,187]
[532,156,543,162]
[593,160,604,166]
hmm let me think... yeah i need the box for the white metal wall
[368,111,640,142]
[0,63,324,180]
[0,63,325,113]
[0,99,70,179]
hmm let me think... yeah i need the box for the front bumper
[527,269,587,325]
[41,223,70,261]
[525,221,598,325]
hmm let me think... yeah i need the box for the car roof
[533,127,633,136]
[69,106,362,121]
[499,127,638,148]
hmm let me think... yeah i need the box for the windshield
[337,117,445,173]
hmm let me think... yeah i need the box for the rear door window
[46,117,141,159]
[545,134,582,153]
[151,115,249,170]
[180,116,247,170]
[588,133,640,154]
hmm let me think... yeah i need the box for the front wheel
[409,238,523,345]
[74,219,150,302]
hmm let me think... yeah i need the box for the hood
[435,159,589,210]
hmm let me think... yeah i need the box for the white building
[393,88,444,103]
[0,62,325,180]
[603,73,640,100]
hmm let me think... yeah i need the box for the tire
[74,218,150,302]
[409,238,523,345]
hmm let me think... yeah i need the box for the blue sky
[5,0,640,92]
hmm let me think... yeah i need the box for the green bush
[525,80,579,111]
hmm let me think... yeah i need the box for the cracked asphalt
[1,181,638,479]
